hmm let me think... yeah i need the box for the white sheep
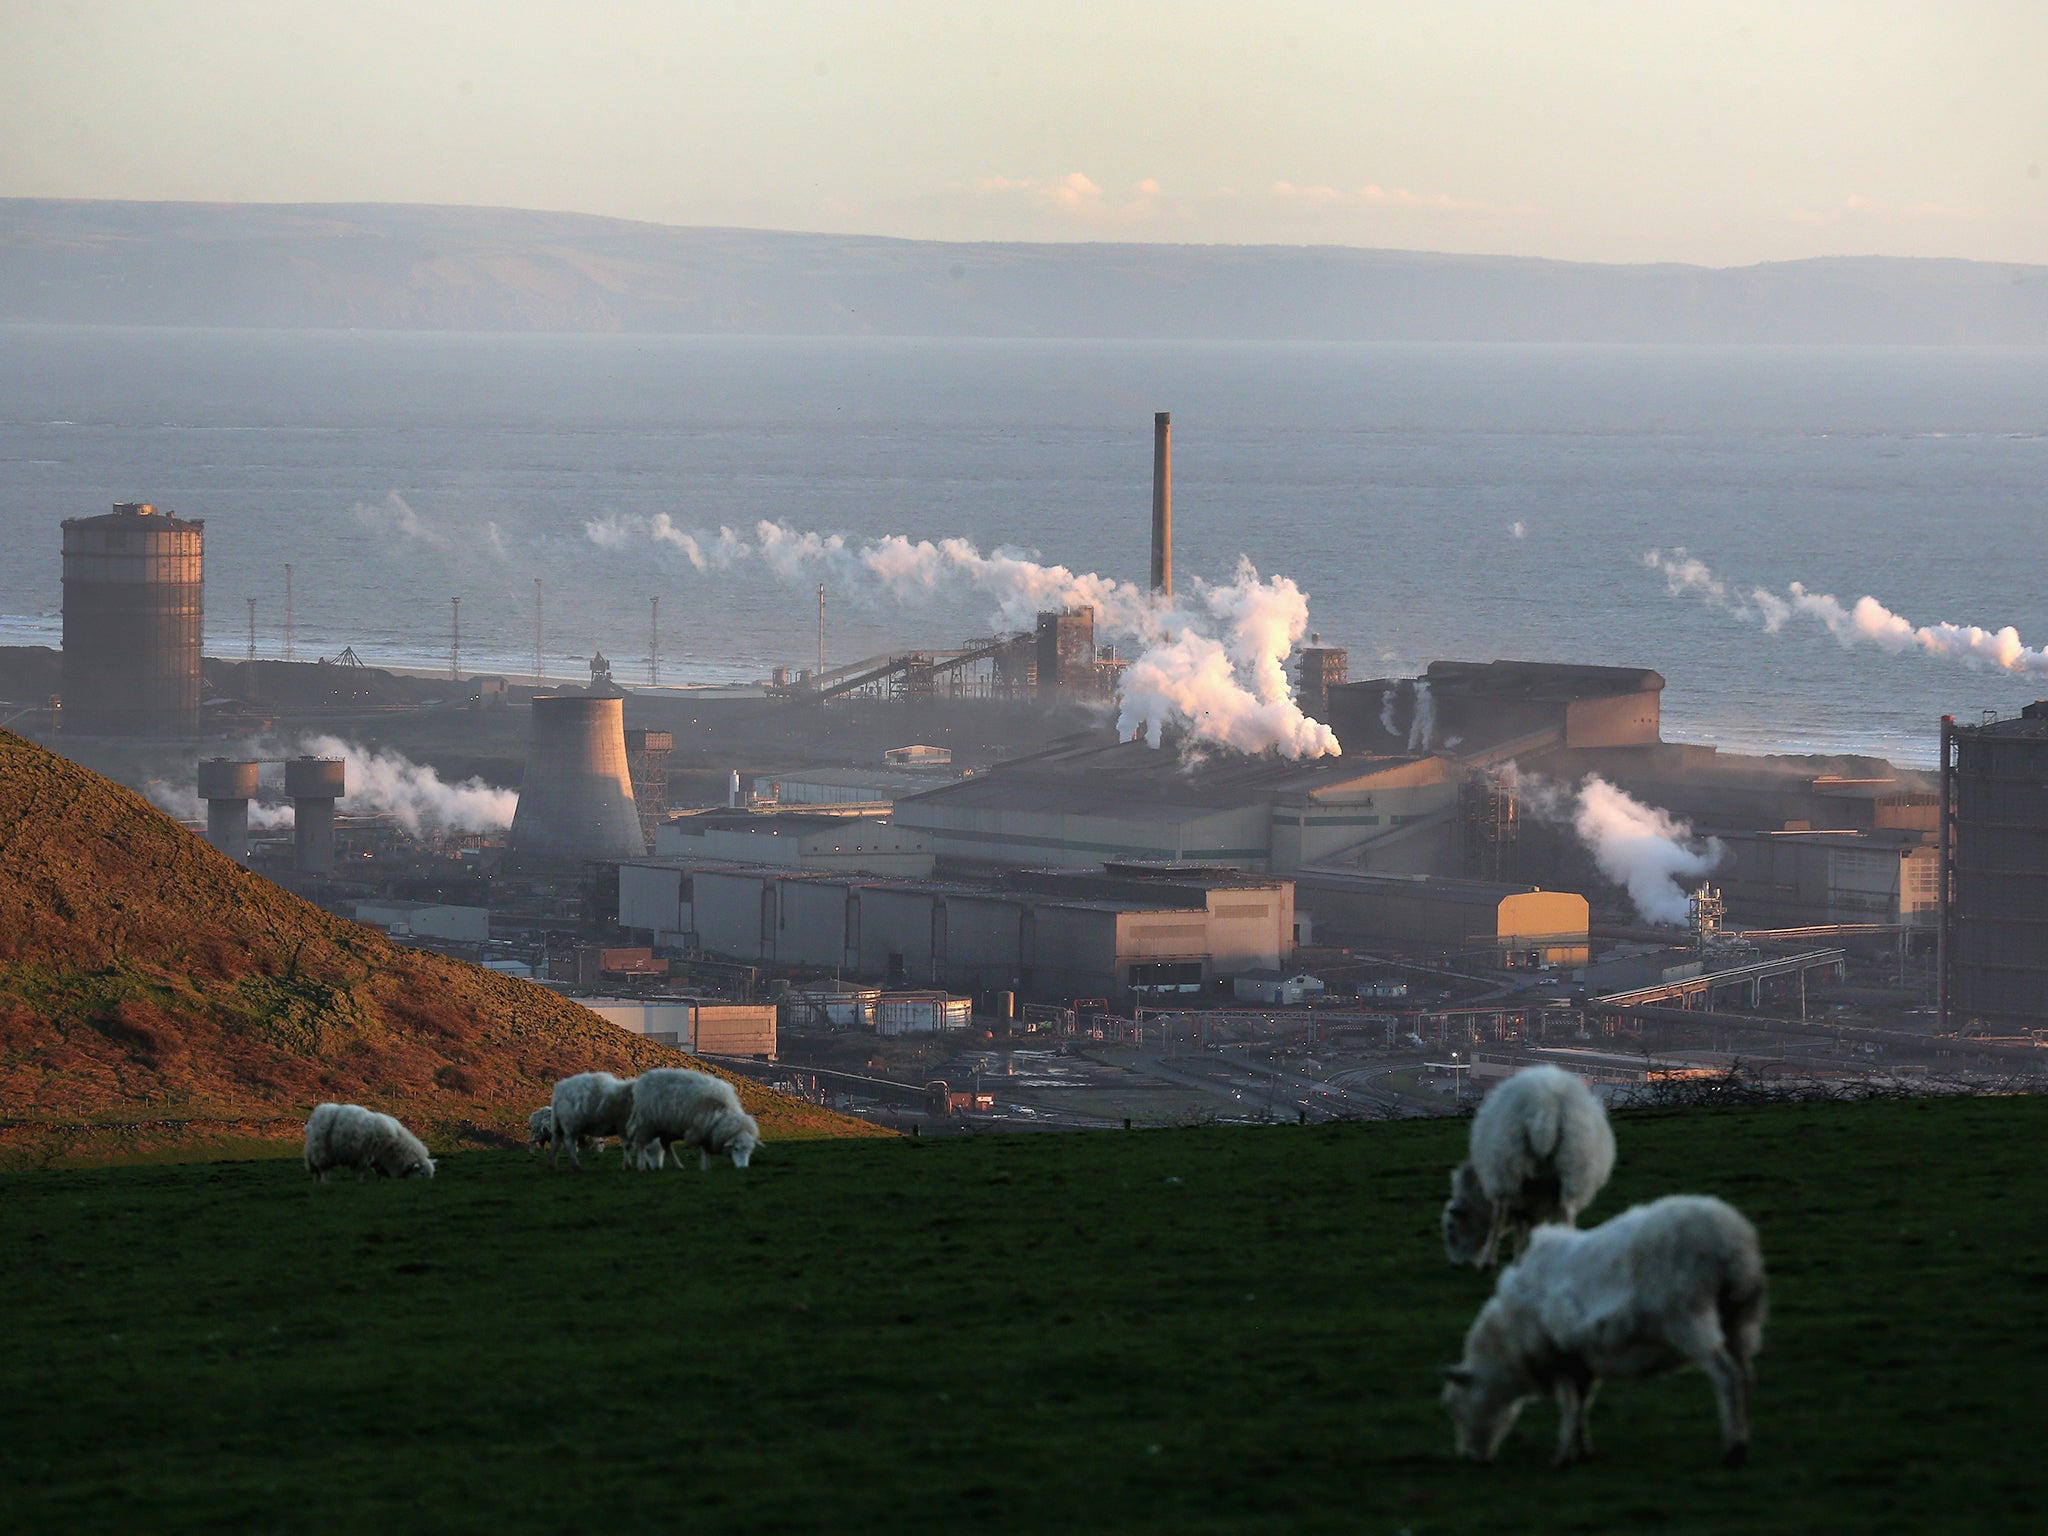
[623,1067,761,1171]
[303,1102,436,1182]
[549,1071,637,1169]
[1442,1065,1615,1269]
[1441,1194,1767,1468]
[528,1106,554,1151]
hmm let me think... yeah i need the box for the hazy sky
[3,1,2044,266]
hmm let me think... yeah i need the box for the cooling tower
[60,502,204,736]
[285,756,346,876]
[196,757,260,862]
[509,694,646,865]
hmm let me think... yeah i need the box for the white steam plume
[1406,679,1435,753]
[354,492,510,564]
[147,742,515,838]
[300,736,518,835]
[1646,547,2048,678]
[584,518,1340,759]
[143,780,294,829]
[1510,768,1722,927]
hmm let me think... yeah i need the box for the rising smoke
[146,740,517,838]
[301,736,517,836]
[582,518,1341,759]
[1646,547,2048,678]
[355,492,510,563]
[1509,767,1722,927]
[143,780,294,829]
[1375,679,1435,752]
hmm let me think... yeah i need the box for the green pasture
[2,1097,2040,1533]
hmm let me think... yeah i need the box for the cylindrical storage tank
[60,502,204,736]
[196,758,261,861]
[285,756,347,875]
[508,694,646,866]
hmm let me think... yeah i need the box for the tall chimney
[1150,411,1172,596]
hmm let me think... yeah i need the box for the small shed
[875,992,973,1035]
[1232,970,1328,1006]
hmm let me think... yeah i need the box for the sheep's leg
[1551,1362,1597,1466]
[1477,1198,1508,1269]
[1667,1310,1749,1466]
[1575,1379,1599,1460]
[1709,1345,1751,1466]
[1551,1381,1583,1466]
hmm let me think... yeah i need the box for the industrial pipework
[285,756,346,875]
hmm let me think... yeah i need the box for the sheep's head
[1442,1162,1492,1267]
[1439,1363,1524,1463]
[714,1109,761,1169]
[404,1156,436,1179]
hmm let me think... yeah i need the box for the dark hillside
[0,729,884,1162]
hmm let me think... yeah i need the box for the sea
[3,326,2045,767]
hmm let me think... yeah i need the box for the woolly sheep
[623,1068,761,1171]
[1441,1194,1767,1468]
[1443,1065,1615,1270]
[303,1102,436,1182]
[528,1106,554,1151]
[549,1071,637,1170]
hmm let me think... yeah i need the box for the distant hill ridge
[3,198,2044,343]
[0,729,882,1164]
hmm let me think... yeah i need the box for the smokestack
[507,694,645,866]
[285,756,346,876]
[196,758,260,862]
[1150,412,1172,597]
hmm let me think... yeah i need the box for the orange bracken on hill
[0,729,889,1165]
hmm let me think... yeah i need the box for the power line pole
[450,596,461,681]
[245,598,256,664]
[817,583,825,676]
[283,563,295,663]
[649,595,659,687]
[533,577,544,687]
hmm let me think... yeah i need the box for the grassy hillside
[0,730,883,1162]
[0,1097,2039,1533]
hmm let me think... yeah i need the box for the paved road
[1105,1047,1441,1122]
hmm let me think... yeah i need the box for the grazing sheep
[528,1106,554,1151]
[623,1068,761,1171]
[1443,1065,1616,1269]
[549,1071,637,1169]
[1441,1194,1767,1468]
[304,1102,436,1182]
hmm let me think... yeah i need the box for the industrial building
[759,764,966,809]
[893,731,1458,875]
[1941,709,2048,1033]
[616,858,1295,1004]
[654,809,935,876]
[353,899,491,943]
[582,998,777,1058]
[507,692,645,866]
[1291,870,1591,966]
[1329,660,1665,757]
[60,501,204,736]
[1707,827,1937,930]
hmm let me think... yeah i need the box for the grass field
[3,1098,2042,1534]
